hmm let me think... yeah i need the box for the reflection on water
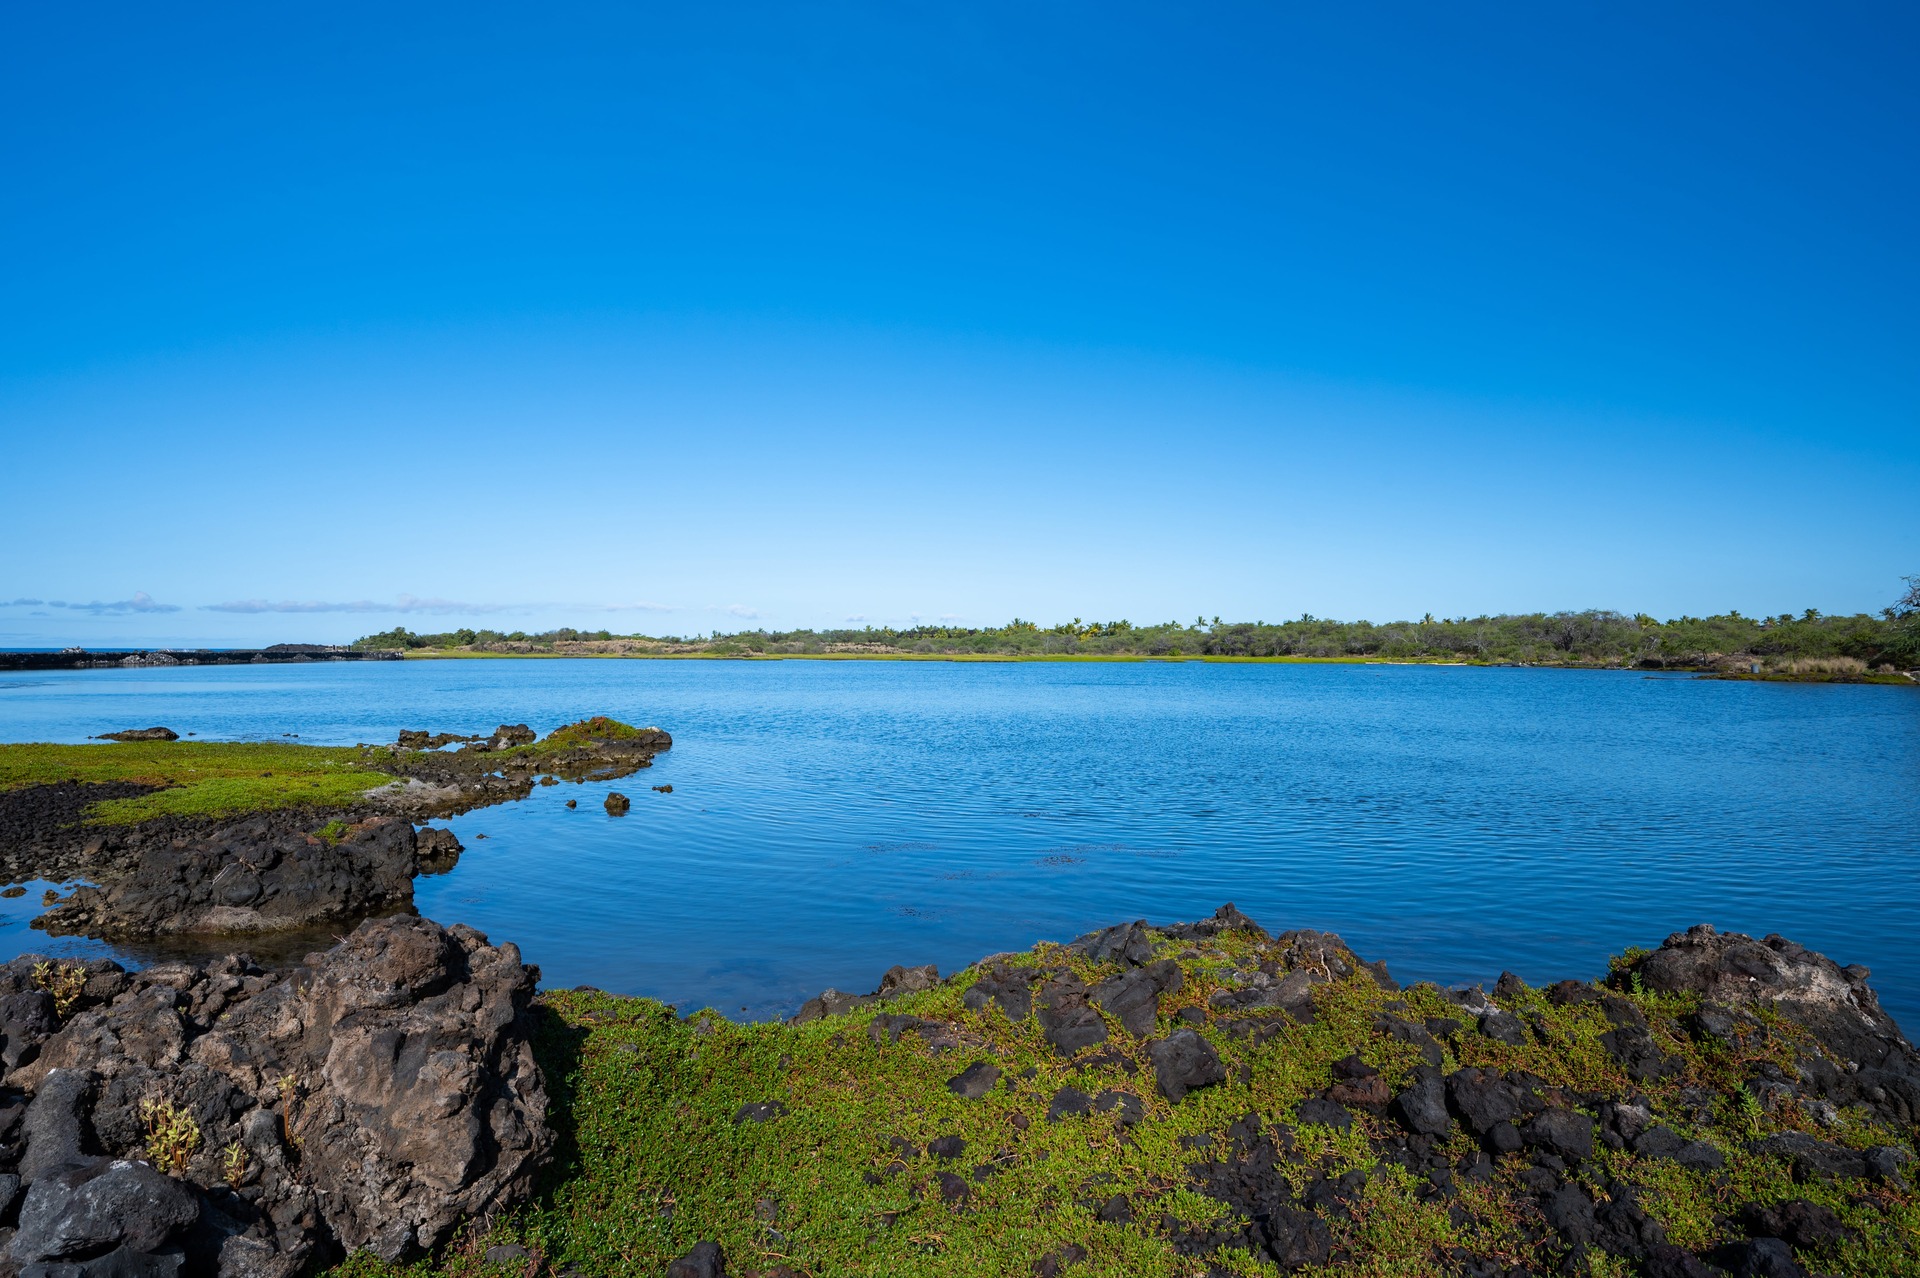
[1,659,1916,1026]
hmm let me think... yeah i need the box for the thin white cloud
[26,592,182,615]
[719,604,761,620]
[201,594,681,617]
[204,594,522,616]
[844,614,869,623]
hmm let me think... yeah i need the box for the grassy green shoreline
[386,648,1918,685]
[333,920,1920,1278]
[352,588,1920,681]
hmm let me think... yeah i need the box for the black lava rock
[1263,1204,1332,1270]
[1737,1198,1852,1250]
[1715,1236,1808,1278]
[1521,1107,1595,1162]
[946,1061,1001,1099]
[1390,1066,1450,1136]
[927,1135,967,1162]
[1645,1243,1721,1278]
[1092,959,1183,1037]
[1294,1098,1353,1130]
[1036,975,1108,1056]
[1445,1067,1524,1140]
[1478,1008,1528,1046]
[1149,1029,1225,1103]
[961,964,1033,1022]
[732,1101,787,1125]
[1047,1087,1094,1122]
[1068,920,1155,967]
[665,1240,727,1278]
[10,1157,200,1263]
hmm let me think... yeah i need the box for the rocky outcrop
[1158,917,1920,1277]
[94,729,179,743]
[38,816,419,941]
[369,718,672,819]
[1616,923,1920,1129]
[791,963,941,1025]
[0,916,548,1274]
[788,907,1914,1277]
[7,717,671,945]
[413,826,463,874]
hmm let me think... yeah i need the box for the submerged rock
[94,728,179,743]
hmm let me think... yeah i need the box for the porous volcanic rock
[791,963,944,1025]
[1615,923,1920,1128]
[0,915,549,1274]
[37,816,420,941]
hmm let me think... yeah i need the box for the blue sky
[3,3,1915,645]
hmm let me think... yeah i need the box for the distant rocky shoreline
[0,648,403,673]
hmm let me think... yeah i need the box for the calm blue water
[1,660,1916,1027]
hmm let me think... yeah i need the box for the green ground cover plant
[327,924,1920,1278]
[0,740,401,824]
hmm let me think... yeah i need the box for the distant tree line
[351,578,1920,669]
[355,626,618,650]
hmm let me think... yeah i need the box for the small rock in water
[1,886,23,899]
[566,799,578,808]
[492,723,537,747]
[96,726,178,741]
[604,792,631,815]
[653,784,673,793]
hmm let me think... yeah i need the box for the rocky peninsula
[0,718,669,943]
